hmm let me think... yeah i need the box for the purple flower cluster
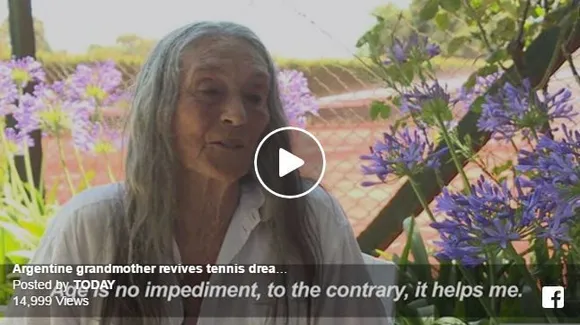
[477,79,576,140]
[277,69,319,128]
[400,81,457,128]
[6,56,45,88]
[57,60,124,107]
[360,127,448,186]
[401,81,452,114]
[0,57,127,155]
[518,124,580,218]
[384,33,440,65]
[431,175,570,266]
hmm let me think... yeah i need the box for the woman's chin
[207,166,251,183]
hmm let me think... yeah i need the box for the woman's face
[173,37,271,182]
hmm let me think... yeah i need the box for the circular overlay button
[253,127,326,199]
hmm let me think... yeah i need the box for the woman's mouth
[209,140,245,150]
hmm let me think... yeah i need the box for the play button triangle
[279,148,304,177]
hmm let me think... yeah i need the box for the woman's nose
[220,97,247,126]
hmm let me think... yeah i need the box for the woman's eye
[245,94,263,104]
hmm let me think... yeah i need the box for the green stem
[55,136,75,196]
[408,176,436,222]
[104,152,116,183]
[509,138,519,154]
[505,243,558,323]
[0,130,17,198]
[434,170,445,188]
[0,132,33,208]
[400,214,415,265]
[530,128,540,142]
[0,228,4,303]
[436,115,471,194]
[22,147,42,218]
[408,163,497,323]
[486,251,496,315]
[72,145,90,189]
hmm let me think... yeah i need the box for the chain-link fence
[5,2,580,256]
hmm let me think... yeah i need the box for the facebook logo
[542,286,565,308]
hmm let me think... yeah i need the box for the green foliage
[435,13,451,30]
[0,17,52,52]
[358,0,580,323]
[420,0,440,21]
[439,0,461,13]
[368,0,481,59]
[0,132,56,304]
[370,100,392,120]
[87,33,157,58]
[447,36,470,56]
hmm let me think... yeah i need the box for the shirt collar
[239,180,268,220]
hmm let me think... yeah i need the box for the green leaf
[435,12,450,29]
[503,2,519,17]
[439,0,461,12]
[496,16,517,39]
[401,63,415,85]
[464,72,478,89]
[467,95,485,114]
[380,105,392,119]
[416,305,437,317]
[370,101,391,120]
[355,33,369,48]
[420,0,440,21]
[491,160,513,176]
[447,36,469,55]
[393,116,408,131]
[486,48,508,64]
[477,64,499,77]
[402,216,433,283]
[407,298,431,309]
[436,262,458,314]
[518,285,545,318]
[391,96,402,109]
[433,317,467,325]
[532,6,546,18]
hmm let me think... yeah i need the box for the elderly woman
[6,21,389,324]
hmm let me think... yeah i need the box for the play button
[279,148,304,177]
[254,127,326,199]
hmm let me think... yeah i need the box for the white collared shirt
[5,182,392,325]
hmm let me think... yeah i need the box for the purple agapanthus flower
[384,33,440,65]
[5,56,45,89]
[82,122,123,155]
[477,79,576,141]
[0,65,18,115]
[22,84,80,137]
[360,127,448,186]
[277,69,318,128]
[518,124,580,219]
[3,127,34,154]
[401,81,453,114]
[12,92,43,135]
[431,175,571,266]
[58,60,124,107]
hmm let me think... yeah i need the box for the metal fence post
[6,0,42,189]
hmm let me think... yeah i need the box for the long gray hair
[102,21,323,323]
